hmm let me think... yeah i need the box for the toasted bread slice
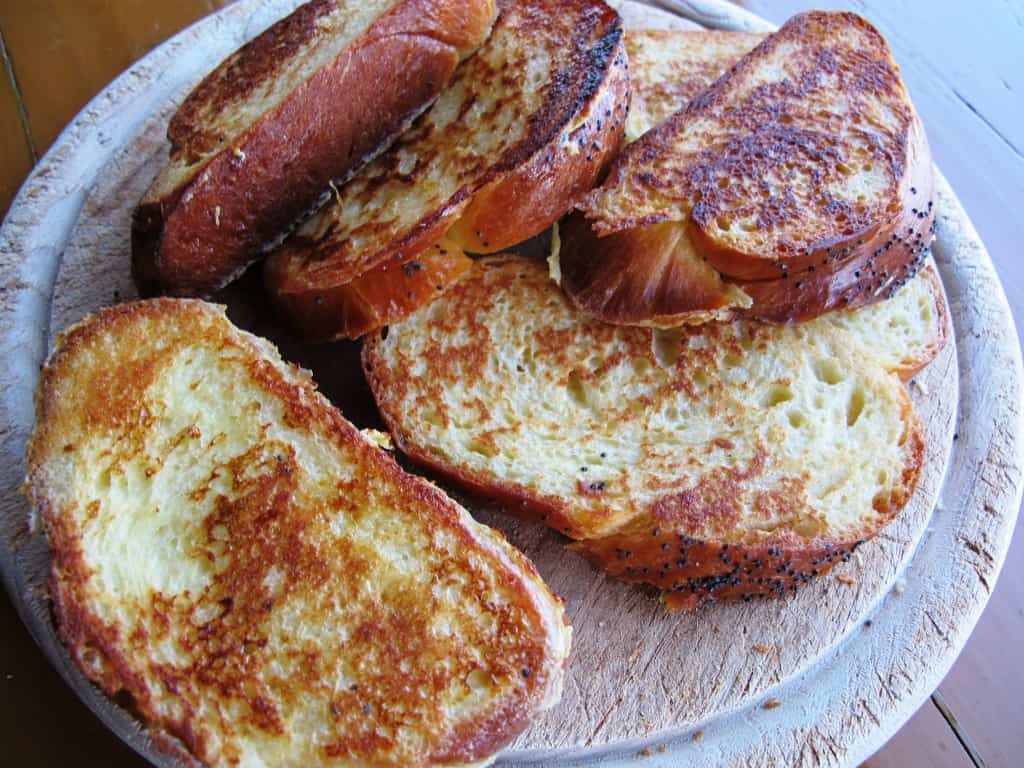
[25,300,570,766]
[561,11,935,326]
[264,0,628,341]
[624,30,763,142]
[132,0,496,297]
[363,256,929,608]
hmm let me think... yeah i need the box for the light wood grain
[0,1,1019,767]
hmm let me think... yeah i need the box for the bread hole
[665,404,680,420]
[653,329,683,368]
[788,410,807,429]
[724,352,743,368]
[96,467,111,491]
[836,162,855,176]
[716,177,729,189]
[632,358,651,376]
[716,216,733,231]
[424,411,443,427]
[566,369,588,406]
[467,668,492,692]
[813,358,844,385]
[846,387,866,427]
[877,468,890,486]
[763,385,794,408]
[692,370,709,389]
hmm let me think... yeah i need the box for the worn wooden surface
[0,1,1020,766]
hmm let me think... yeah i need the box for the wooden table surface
[0,1,1020,766]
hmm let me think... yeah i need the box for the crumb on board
[762,698,782,710]
[752,644,771,653]
[835,573,858,585]
[638,747,654,758]
[692,730,704,742]
[893,578,907,595]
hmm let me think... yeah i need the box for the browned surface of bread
[623,29,763,141]
[270,236,473,341]
[264,0,627,341]
[132,0,496,298]
[561,11,935,326]
[25,299,570,766]
[363,256,927,610]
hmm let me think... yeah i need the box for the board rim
[0,1,1020,766]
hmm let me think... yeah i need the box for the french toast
[264,0,629,341]
[560,11,935,326]
[132,0,497,297]
[25,300,571,766]
[363,255,937,608]
[624,30,763,142]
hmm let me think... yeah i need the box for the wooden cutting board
[0,1,1019,766]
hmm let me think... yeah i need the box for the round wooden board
[0,1,1020,766]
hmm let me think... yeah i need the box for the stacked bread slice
[133,0,498,297]
[265,0,629,340]
[363,21,947,609]
[560,12,935,326]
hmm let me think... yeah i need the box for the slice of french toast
[25,299,570,766]
[264,0,629,341]
[363,255,938,608]
[624,30,764,142]
[560,11,935,326]
[133,0,497,297]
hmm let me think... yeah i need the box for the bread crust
[265,0,626,341]
[132,0,497,297]
[575,398,925,610]
[272,238,473,341]
[26,298,570,766]
[564,11,935,325]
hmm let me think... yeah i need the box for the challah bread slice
[25,299,570,767]
[624,30,763,142]
[363,256,927,608]
[133,0,496,297]
[264,0,628,341]
[561,11,935,326]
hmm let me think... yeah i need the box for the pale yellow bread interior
[26,299,570,767]
[363,256,930,606]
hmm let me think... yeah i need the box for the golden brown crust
[266,0,625,341]
[558,212,749,327]
[565,11,935,326]
[446,32,630,254]
[26,299,569,766]
[270,237,472,341]
[133,0,496,297]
